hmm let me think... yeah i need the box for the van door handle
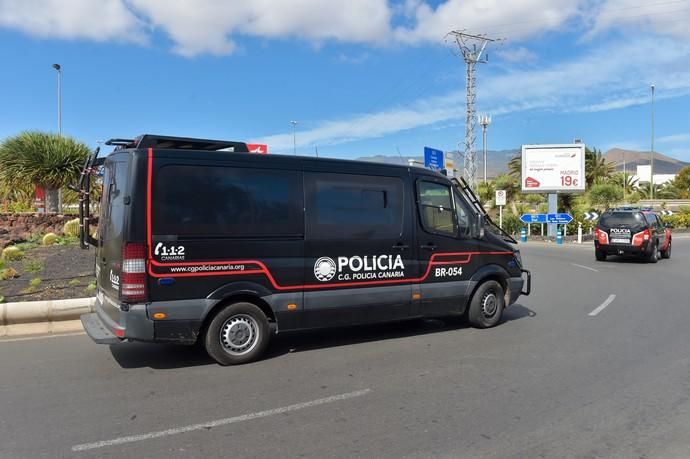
[420,243,437,251]
[392,244,409,251]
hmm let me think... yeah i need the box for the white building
[634,165,675,185]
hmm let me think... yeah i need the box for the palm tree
[609,172,639,197]
[508,154,521,179]
[0,131,89,213]
[585,147,615,187]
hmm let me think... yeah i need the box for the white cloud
[495,46,538,63]
[127,0,392,56]
[0,0,145,43]
[393,0,584,44]
[658,133,690,144]
[586,0,690,39]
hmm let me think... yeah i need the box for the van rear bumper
[81,313,121,345]
[82,294,154,345]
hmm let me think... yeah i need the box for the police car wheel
[646,243,658,264]
[467,280,505,329]
[661,240,671,259]
[595,249,606,261]
[204,302,270,365]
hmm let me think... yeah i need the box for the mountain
[356,149,519,178]
[604,148,689,174]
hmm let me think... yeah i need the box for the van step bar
[106,134,250,152]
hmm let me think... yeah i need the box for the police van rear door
[95,154,130,320]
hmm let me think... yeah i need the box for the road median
[0,297,94,338]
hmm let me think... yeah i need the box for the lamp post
[478,114,491,183]
[290,120,298,156]
[650,83,655,199]
[52,64,62,135]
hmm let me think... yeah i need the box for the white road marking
[571,263,599,272]
[589,294,616,317]
[72,388,372,451]
[0,332,86,343]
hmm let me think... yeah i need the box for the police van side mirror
[475,214,485,239]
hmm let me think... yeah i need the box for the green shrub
[42,232,59,246]
[2,246,24,261]
[63,218,80,237]
[68,279,81,287]
[29,277,42,288]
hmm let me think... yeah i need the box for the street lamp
[650,83,655,199]
[478,114,491,183]
[52,64,62,136]
[290,120,298,156]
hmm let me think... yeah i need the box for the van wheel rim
[220,315,259,356]
[481,291,498,317]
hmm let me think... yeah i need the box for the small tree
[0,132,89,213]
[589,183,623,210]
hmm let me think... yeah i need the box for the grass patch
[68,279,81,287]
[85,281,97,292]
[56,236,80,246]
[22,258,45,273]
[13,241,39,251]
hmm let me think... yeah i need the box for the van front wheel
[204,302,270,365]
[467,280,505,328]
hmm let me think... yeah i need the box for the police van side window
[305,173,404,239]
[152,166,303,238]
[418,181,457,236]
[101,160,128,242]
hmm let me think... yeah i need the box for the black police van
[78,135,530,365]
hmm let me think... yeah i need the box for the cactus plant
[2,246,24,261]
[42,232,59,246]
[63,218,80,237]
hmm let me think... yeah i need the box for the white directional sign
[495,189,507,206]
[521,144,586,193]
[661,210,674,216]
[583,211,599,221]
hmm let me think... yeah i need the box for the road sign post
[495,190,506,229]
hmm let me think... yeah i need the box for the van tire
[204,302,270,365]
[467,280,505,328]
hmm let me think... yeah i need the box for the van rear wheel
[204,302,270,365]
[467,280,505,328]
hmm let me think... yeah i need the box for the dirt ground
[0,242,96,302]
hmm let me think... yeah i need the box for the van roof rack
[105,135,250,152]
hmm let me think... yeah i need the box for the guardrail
[639,200,690,209]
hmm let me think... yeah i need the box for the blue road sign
[424,147,444,170]
[520,213,547,224]
[547,213,573,224]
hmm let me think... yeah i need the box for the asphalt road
[2,238,690,458]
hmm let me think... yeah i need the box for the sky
[0,0,689,161]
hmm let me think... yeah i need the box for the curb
[0,297,95,338]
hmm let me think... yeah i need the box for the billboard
[521,144,586,193]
